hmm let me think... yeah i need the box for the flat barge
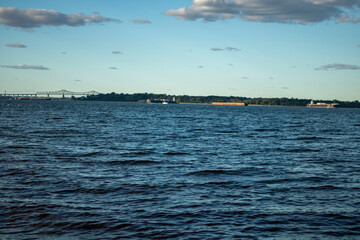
[212,102,247,106]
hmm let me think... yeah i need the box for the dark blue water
[1,100,360,239]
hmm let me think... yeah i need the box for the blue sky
[1,0,359,100]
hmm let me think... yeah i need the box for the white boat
[307,100,339,108]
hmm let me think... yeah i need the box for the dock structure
[212,102,247,106]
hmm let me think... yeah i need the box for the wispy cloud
[112,51,123,54]
[1,64,50,70]
[336,14,360,24]
[210,47,224,51]
[6,43,26,48]
[74,79,82,82]
[211,46,240,52]
[166,0,360,24]
[109,67,118,70]
[0,7,120,29]
[132,19,152,24]
[225,47,240,51]
[315,63,360,70]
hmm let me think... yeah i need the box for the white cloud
[315,63,360,70]
[0,7,120,29]
[132,19,152,24]
[166,0,360,24]
[1,64,50,70]
[6,43,26,48]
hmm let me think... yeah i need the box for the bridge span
[2,89,100,98]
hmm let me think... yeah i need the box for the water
[1,100,360,239]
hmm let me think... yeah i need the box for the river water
[1,100,360,239]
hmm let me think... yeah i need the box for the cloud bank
[132,19,152,24]
[0,7,120,29]
[6,43,26,48]
[166,0,360,24]
[315,63,360,70]
[1,64,50,70]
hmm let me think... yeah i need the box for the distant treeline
[76,92,360,108]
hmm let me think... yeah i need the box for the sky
[0,0,359,101]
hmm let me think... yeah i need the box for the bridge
[2,89,100,98]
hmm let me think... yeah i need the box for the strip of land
[75,92,360,108]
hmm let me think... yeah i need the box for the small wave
[54,186,121,195]
[306,185,342,190]
[77,151,102,157]
[144,211,203,219]
[287,136,328,141]
[288,124,305,128]
[287,148,320,152]
[191,128,205,131]
[240,152,257,156]
[258,178,292,184]
[205,181,234,185]
[50,221,108,231]
[122,150,155,156]
[6,145,35,149]
[30,129,83,135]
[323,213,357,220]
[254,128,280,132]
[187,169,232,175]
[1,168,34,177]
[187,169,247,176]
[46,117,65,120]
[164,152,188,155]
[218,130,240,133]
[175,116,193,119]
[304,176,328,182]
[110,223,133,230]
[108,160,160,165]
[320,129,342,133]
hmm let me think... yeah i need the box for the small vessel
[306,100,339,108]
[146,98,177,104]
